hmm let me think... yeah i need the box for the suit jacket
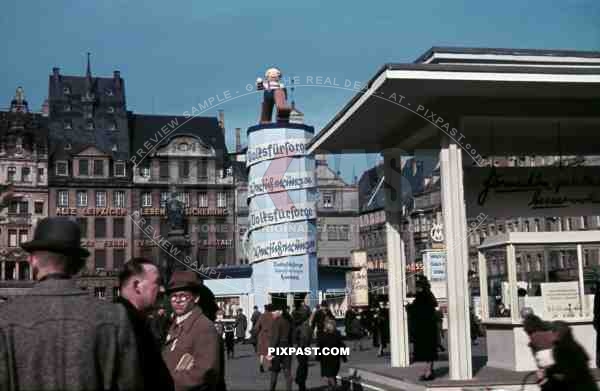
[116,297,174,391]
[270,316,292,350]
[163,307,220,391]
[0,278,143,391]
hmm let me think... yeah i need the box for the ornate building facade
[0,88,48,298]
[47,61,132,299]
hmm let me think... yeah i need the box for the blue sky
[2,0,599,182]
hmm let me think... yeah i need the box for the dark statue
[166,192,185,231]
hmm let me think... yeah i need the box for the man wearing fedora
[163,270,221,391]
[0,217,143,390]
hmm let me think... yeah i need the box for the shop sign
[56,208,128,216]
[140,207,229,217]
[80,239,127,248]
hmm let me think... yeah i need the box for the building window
[322,192,334,208]
[64,104,71,112]
[64,120,72,129]
[95,191,107,208]
[159,160,169,178]
[113,191,125,208]
[114,249,125,270]
[57,190,69,207]
[37,168,44,181]
[180,160,190,177]
[95,218,106,238]
[7,167,16,182]
[93,160,104,176]
[327,225,349,241]
[94,286,106,299]
[76,190,88,207]
[34,201,44,214]
[217,192,227,208]
[113,218,125,238]
[176,192,190,207]
[113,287,120,298]
[87,121,95,130]
[63,86,71,94]
[79,159,89,176]
[56,161,68,176]
[109,121,117,131]
[78,218,88,238]
[107,106,115,113]
[84,111,93,119]
[105,88,113,96]
[216,249,226,266]
[8,230,17,247]
[198,249,209,266]
[139,161,150,178]
[160,192,169,208]
[215,218,227,239]
[198,192,208,208]
[197,159,208,179]
[21,167,31,182]
[141,192,152,207]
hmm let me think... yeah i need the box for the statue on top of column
[256,67,291,124]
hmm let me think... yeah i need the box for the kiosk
[478,231,598,371]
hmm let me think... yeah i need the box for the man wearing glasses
[163,271,220,391]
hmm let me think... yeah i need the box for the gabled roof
[129,114,229,166]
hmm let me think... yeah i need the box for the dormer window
[56,161,68,176]
[107,106,115,113]
[63,86,71,95]
[64,120,72,130]
[105,89,113,96]
[64,143,72,151]
[114,162,126,177]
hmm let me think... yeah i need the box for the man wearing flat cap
[0,217,143,391]
[163,270,221,391]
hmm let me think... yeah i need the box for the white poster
[248,202,316,232]
[464,167,600,218]
[249,237,317,263]
[246,138,308,166]
[350,250,369,307]
[541,281,582,319]
[248,171,316,197]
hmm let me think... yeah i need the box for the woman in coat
[317,319,348,391]
[255,304,274,372]
[406,276,439,381]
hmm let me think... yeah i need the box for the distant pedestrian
[312,300,335,342]
[318,319,348,391]
[117,257,174,391]
[267,303,293,391]
[373,306,390,356]
[224,323,236,359]
[250,305,262,352]
[406,276,439,381]
[235,308,248,343]
[294,317,312,391]
[255,304,275,372]
[0,217,143,391]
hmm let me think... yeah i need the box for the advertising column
[245,123,318,309]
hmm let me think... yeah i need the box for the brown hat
[166,270,202,294]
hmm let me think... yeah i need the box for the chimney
[235,128,241,152]
[218,110,225,133]
[113,70,121,90]
[52,67,60,78]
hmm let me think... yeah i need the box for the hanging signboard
[464,167,600,218]
[349,250,369,307]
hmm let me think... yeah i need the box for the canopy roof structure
[308,47,600,156]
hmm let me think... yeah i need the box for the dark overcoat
[0,278,143,391]
[406,290,439,362]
